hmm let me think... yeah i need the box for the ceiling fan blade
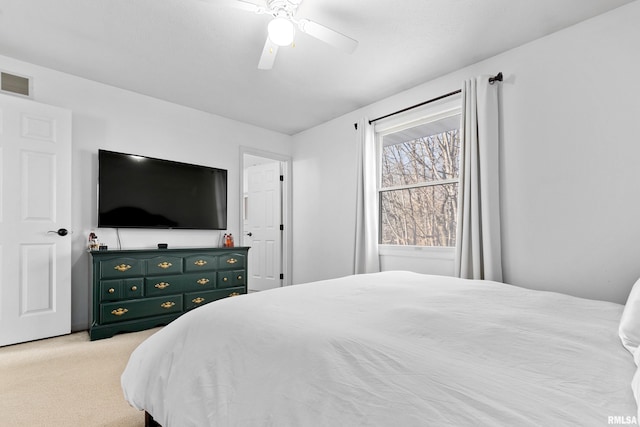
[234,0,265,13]
[298,19,358,54]
[209,0,265,14]
[258,37,279,70]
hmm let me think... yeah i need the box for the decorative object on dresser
[90,247,249,340]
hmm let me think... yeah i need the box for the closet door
[246,162,282,291]
[0,94,72,346]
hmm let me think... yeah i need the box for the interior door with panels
[0,94,72,346]
[246,162,282,291]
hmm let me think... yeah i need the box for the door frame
[239,147,292,287]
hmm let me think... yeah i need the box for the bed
[121,271,640,426]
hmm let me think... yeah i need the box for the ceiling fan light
[268,17,294,46]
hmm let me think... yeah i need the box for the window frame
[375,99,462,250]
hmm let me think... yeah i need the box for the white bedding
[122,271,638,426]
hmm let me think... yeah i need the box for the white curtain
[455,77,503,282]
[354,118,380,274]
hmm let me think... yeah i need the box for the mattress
[121,271,638,426]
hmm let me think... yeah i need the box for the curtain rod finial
[489,72,503,85]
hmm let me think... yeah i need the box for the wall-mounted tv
[98,150,227,230]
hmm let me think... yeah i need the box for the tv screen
[98,150,227,230]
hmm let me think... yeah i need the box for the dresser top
[89,246,250,257]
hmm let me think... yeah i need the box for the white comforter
[122,271,637,426]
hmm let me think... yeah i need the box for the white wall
[292,1,640,304]
[0,54,292,330]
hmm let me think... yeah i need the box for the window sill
[378,245,455,260]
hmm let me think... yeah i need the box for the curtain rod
[353,72,502,130]
[368,89,461,125]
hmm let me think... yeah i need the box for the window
[378,109,461,247]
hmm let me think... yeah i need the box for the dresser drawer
[122,278,144,299]
[218,269,246,288]
[99,280,122,301]
[184,287,245,311]
[99,257,144,279]
[144,275,187,296]
[219,253,246,269]
[146,255,184,275]
[182,272,217,292]
[99,278,144,301]
[184,254,218,272]
[101,295,183,324]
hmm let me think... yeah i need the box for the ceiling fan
[228,0,358,69]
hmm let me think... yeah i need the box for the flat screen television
[98,150,227,230]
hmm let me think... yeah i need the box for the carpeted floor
[0,327,161,426]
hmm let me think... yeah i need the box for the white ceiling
[0,0,634,135]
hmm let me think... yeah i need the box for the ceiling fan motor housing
[266,0,302,16]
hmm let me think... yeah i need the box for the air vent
[1,71,31,97]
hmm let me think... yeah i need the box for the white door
[0,94,72,346]
[246,162,282,291]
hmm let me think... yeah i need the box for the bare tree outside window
[379,116,461,247]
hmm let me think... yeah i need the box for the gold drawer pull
[114,264,132,272]
[130,286,138,291]
[154,282,170,290]
[223,277,228,282]
[158,261,173,269]
[226,258,238,265]
[108,288,115,294]
[229,292,240,297]
[160,301,176,309]
[111,308,128,316]
[237,275,243,280]
[192,297,205,304]
[197,278,210,285]
[194,260,207,267]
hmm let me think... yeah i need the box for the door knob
[48,228,69,236]
[246,232,253,237]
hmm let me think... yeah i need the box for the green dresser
[90,247,249,340]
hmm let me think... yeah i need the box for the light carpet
[0,327,161,427]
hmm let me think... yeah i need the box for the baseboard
[71,323,88,333]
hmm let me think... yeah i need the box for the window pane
[381,128,460,188]
[380,183,458,247]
